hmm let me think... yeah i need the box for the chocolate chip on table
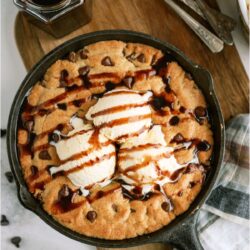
[49,132,60,143]
[57,103,67,110]
[10,236,21,248]
[123,76,134,89]
[68,51,76,62]
[79,49,88,59]
[38,150,51,160]
[169,116,180,126]
[172,133,184,143]
[1,129,6,137]
[137,53,146,63]
[5,172,14,183]
[24,121,34,132]
[86,211,97,222]
[197,140,211,151]
[101,56,114,66]
[30,165,38,176]
[1,215,9,226]
[194,106,207,119]
[161,202,170,212]
[78,66,90,76]
[58,184,70,199]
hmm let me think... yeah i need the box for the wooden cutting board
[14,0,249,249]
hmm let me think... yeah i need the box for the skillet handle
[163,210,203,250]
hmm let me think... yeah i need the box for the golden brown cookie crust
[17,40,213,239]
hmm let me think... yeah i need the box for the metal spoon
[164,0,224,53]
[179,0,206,19]
[195,0,236,45]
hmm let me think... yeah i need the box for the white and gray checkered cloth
[198,114,250,250]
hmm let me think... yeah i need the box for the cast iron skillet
[7,30,225,250]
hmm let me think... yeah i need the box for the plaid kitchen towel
[198,114,250,250]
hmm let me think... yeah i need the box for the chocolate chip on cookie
[86,211,97,222]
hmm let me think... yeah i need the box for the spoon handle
[179,0,206,19]
[195,0,235,45]
[164,0,224,53]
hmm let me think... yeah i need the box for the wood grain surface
[14,0,248,249]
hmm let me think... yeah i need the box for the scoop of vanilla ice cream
[85,89,152,142]
[50,117,116,189]
[118,125,183,185]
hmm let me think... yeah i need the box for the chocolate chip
[78,66,90,76]
[112,204,118,212]
[10,236,21,248]
[60,70,68,87]
[185,72,193,80]
[1,129,6,137]
[86,211,97,222]
[172,133,184,143]
[130,208,136,213]
[1,215,9,226]
[151,54,157,65]
[30,165,38,176]
[123,76,134,89]
[101,56,114,66]
[137,53,146,63]
[161,202,170,212]
[49,132,60,143]
[58,184,70,199]
[79,49,88,59]
[92,93,104,99]
[38,150,51,160]
[24,121,33,132]
[77,189,83,196]
[151,96,168,110]
[189,182,196,188]
[154,184,161,191]
[180,106,186,113]
[197,140,211,151]
[57,103,67,110]
[169,116,180,126]
[69,52,76,62]
[127,52,137,61]
[72,99,84,107]
[105,82,116,91]
[177,190,183,197]
[5,172,14,183]
[163,76,171,93]
[194,106,207,119]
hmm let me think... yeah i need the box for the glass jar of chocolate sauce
[14,0,92,38]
